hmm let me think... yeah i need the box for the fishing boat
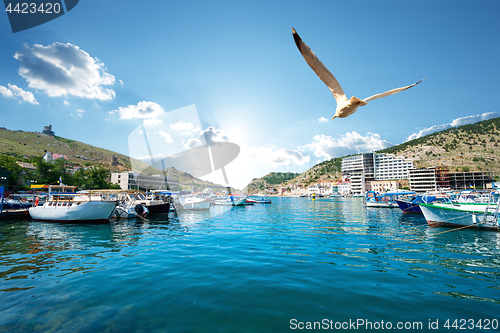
[247,197,272,204]
[395,192,447,213]
[419,191,500,230]
[1,195,32,210]
[179,195,211,210]
[0,186,30,219]
[113,202,149,219]
[214,195,248,206]
[121,192,170,214]
[29,185,117,222]
[364,191,413,208]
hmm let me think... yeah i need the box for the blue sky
[1,0,499,189]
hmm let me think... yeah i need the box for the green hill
[0,127,228,191]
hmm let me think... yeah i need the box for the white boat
[364,191,415,208]
[29,185,117,222]
[124,192,170,214]
[214,196,247,206]
[419,191,500,230]
[113,202,149,219]
[179,196,211,210]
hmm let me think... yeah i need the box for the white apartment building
[342,153,413,180]
[308,182,333,195]
[374,154,414,180]
[342,153,414,194]
[111,171,179,191]
[349,173,365,195]
[337,181,351,196]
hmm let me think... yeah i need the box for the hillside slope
[0,128,228,190]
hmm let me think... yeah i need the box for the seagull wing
[292,28,348,104]
[363,78,425,103]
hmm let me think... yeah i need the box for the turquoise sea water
[1,197,499,332]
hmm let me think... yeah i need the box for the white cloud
[112,101,165,120]
[158,130,173,143]
[14,42,115,100]
[252,147,310,168]
[63,100,69,105]
[301,132,392,160]
[0,84,38,104]
[144,118,162,126]
[407,112,499,141]
[319,117,328,122]
[76,108,85,116]
[184,126,229,149]
[170,120,201,134]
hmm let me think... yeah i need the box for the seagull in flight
[292,28,424,120]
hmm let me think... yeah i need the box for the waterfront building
[409,168,437,193]
[373,154,414,180]
[111,171,179,191]
[349,173,365,195]
[342,153,414,195]
[337,181,351,196]
[369,180,398,193]
[448,171,494,190]
[409,167,494,192]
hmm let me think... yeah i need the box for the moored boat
[364,191,412,208]
[248,197,272,204]
[29,185,117,222]
[419,191,500,230]
[214,195,248,206]
[395,193,446,214]
[179,195,211,210]
[113,202,149,219]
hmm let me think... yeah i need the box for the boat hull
[145,202,170,214]
[181,201,211,210]
[395,200,422,213]
[29,201,117,222]
[420,203,500,230]
[365,201,399,208]
[112,204,149,219]
[215,197,247,206]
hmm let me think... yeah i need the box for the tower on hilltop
[42,125,55,136]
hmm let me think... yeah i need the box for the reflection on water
[1,198,500,332]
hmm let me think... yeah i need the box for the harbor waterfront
[1,197,499,332]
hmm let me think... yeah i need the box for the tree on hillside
[31,157,73,185]
[0,155,24,191]
[73,166,120,190]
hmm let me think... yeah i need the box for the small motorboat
[179,196,211,210]
[214,195,248,206]
[113,202,149,219]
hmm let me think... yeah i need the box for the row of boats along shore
[1,184,499,231]
[0,184,272,222]
[363,189,500,231]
